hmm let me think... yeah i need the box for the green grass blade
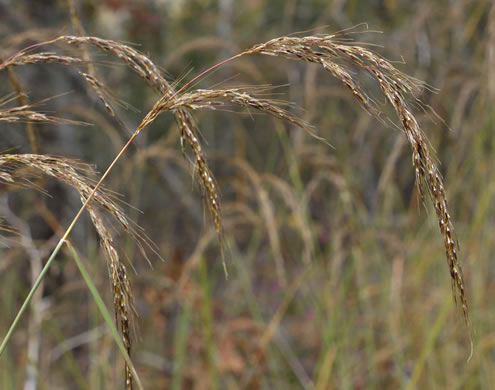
[171,296,192,390]
[406,297,453,390]
[0,239,65,357]
[65,241,144,390]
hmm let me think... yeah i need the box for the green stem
[65,241,144,390]
[0,238,64,356]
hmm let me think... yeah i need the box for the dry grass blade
[0,26,472,389]
[1,37,225,274]
[175,110,224,258]
[241,36,379,115]
[86,206,134,389]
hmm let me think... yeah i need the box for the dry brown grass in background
[0,24,471,389]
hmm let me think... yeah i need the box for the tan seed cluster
[0,29,471,388]
[0,154,136,381]
[239,32,468,323]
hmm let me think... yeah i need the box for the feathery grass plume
[3,30,468,318]
[236,32,468,323]
[146,86,323,281]
[0,93,89,126]
[86,206,134,390]
[162,87,310,127]
[52,36,223,232]
[53,36,226,271]
[0,37,170,117]
[171,111,224,274]
[0,154,136,387]
[5,52,84,67]
[1,35,216,383]
[0,36,165,91]
[55,36,172,95]
[0,51,123,131]
[175,110,225,268]
[133,85,323,279]
[0,108,52,123]
[0,50,124,129]
[137,87,314,134]
[55,37,225,243]
[1,37,225,267]
[238,35,380,116]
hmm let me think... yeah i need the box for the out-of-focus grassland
[1,0,494,389]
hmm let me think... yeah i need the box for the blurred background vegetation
[1,0,494,389]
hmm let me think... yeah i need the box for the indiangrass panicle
[236,32,469,324]
[2,30,468,322]
[0,26,471,388]
[55,36,173,96]
[178,111,226,271]
[0,154,136,386]
[86,206,134,390]
[54,36,227,269]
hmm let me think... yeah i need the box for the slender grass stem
[65,241,143,390]
[0,132,138,357]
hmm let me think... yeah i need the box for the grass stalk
[64,241,143,390]
[0,132,137,357]
[171,297,193,390]
[199,258,218,390]
[405,297,454,390]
